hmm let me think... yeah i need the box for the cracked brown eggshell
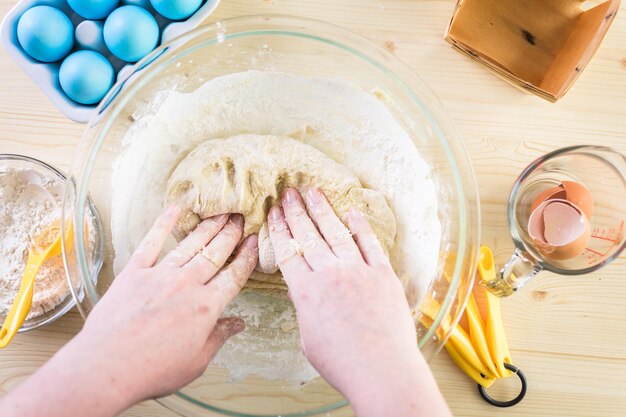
[527,199,591,261]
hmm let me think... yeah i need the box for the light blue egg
[75,20,108,55]
[59,50,114,105]
[67,0,120,20]
[150,0,202,20]
[103,6,159,62]
[17,6,74,63]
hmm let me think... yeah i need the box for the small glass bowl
[0,154,103,332]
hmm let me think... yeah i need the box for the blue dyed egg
[67,0,119,20]
[17,6,74,63]
[59,51,114,105]
[103,6,159,62]
[150,0,202,20]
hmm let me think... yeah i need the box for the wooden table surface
[1,1,625,416]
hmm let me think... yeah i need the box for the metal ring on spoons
[478,363,527,408]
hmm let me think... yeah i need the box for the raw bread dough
[166,134,396,290]
[112,71,441,382]
[112,71,441,303]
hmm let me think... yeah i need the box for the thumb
[204,317,245,359]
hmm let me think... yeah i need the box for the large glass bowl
[62,15,480,417]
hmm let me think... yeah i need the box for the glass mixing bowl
[61,15,480,417]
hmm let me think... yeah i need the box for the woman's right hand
[268,188,452,417]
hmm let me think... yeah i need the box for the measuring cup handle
[481,249,542,297]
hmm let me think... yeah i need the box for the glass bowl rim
[67,14,478,417]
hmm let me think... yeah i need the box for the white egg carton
[0,0,220,123]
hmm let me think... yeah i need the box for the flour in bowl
[0,167,67,318]
[111,71,441,382]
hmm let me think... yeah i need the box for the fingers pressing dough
[166,134,396,293]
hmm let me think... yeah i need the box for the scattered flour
[213,291,317,383]
[0,167,67,319]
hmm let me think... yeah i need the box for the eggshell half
[528,203,547,243]
[528,199,558,255]
[527,199,591,260]
[530,186,567,213]
[543,201,587,245]
[561,181,594,220]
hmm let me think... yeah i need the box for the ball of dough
[166,134,397,286]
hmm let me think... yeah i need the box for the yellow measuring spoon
[0,222,71,348]
[478,246,513,378]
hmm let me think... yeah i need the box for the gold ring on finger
[200,248,220,269]
[278,241,304,264]
[328,229,354,246]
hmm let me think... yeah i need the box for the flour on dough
[112,70,440,304]
[111,71,441,382]
[166,134,396,287]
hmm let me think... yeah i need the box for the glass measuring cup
[483,146,626,297]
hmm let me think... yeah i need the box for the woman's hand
[0,206,258,417]
[79,206,258,403]
[268,188,451,417]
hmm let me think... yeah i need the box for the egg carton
[0,0,221,122]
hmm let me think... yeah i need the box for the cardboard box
[445,0,620,102]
